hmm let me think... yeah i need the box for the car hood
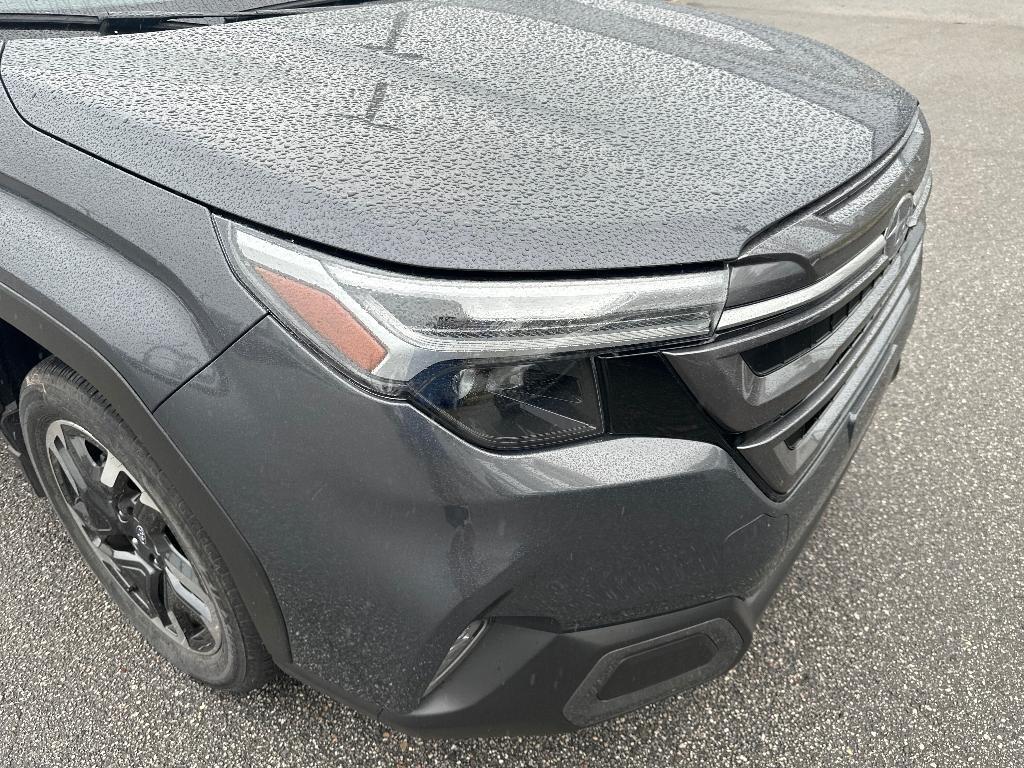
[0,0,917,273]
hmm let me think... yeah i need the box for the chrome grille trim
[910,169,932,226]
[717,234,885,330]
[718,148,930,333]
[728,111,929,314]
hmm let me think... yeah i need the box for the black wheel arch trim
[0,276,292,664]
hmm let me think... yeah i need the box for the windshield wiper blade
[242,0,381,10]
[0,12,194,33]
[0,8,328,34]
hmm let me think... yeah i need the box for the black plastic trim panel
[381,598,751,738]
[563,617,742,727]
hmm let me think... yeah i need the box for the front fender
[0,51,264,408]
[0,65,290,663]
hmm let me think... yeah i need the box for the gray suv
[0,0,930,737]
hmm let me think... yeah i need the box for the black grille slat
[741,273,882,376]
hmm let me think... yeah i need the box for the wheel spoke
[101,454,158,512]
[48,440,88,501]
[186,623,214,651]
[163,574,216,652]
[70,498,118,538]
[65,433,104,487]
[159,540,213,624]
[130,493,163,531]
[98,450,128,490]
[94,543,162,619]
[99,452,148,520]
[164,597,188,641]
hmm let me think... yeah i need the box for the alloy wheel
[44,419,221,654]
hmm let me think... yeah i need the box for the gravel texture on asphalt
[1,3,1022,767]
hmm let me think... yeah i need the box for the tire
[19,357,275,693]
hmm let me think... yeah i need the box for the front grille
[667,229,922,494]
[741,272,881,376]
[663,116,930,495]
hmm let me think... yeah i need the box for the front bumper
[154,236,921,736]
[391,242,920,736]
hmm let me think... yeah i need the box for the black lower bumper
[382,600,746,738]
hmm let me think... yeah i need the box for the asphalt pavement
[1,2,1022,766]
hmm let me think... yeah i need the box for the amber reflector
[255,266,387,372]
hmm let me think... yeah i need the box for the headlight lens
[217,218,728,448]
[415,357,604,449]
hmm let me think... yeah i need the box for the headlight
[216,218,728,449]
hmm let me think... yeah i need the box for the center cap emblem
[883,193,915,259]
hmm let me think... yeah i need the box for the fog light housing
[424,620,489,698]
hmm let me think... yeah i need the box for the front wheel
[20,357,275,692]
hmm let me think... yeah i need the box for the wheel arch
[0,277,292,664]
